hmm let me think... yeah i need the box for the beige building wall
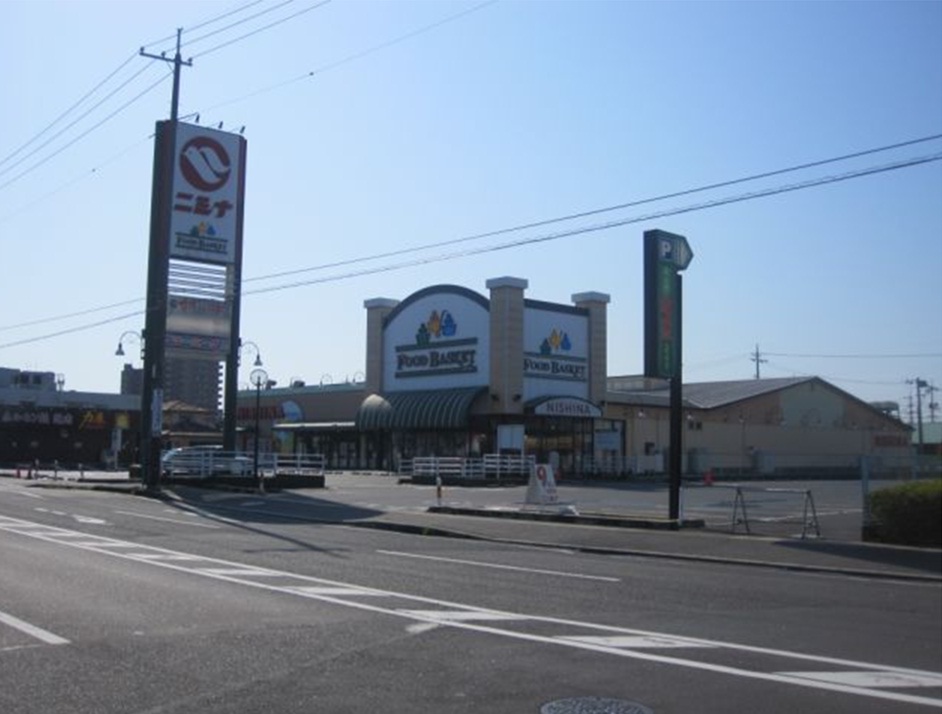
[607,380,911,476]
[486,277,527,415]
[363,298,398,395]
[572,291,610,406]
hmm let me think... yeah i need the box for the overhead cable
[244,133,942,284]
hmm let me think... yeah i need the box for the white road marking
[560,635,718,649]
[406,622,439,634]
[0,610,69,646]
[114,510,222,529]
[285,586,388,597]
[781,670,942,688]
[2,514,940,708]
[198,567,280,576]
[132,553,205,561]
[398,609,524,622]
[74,516,107,524]
[378,549,619,582]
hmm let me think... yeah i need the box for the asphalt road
[0,477,939,713]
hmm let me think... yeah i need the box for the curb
[427,505,705,530]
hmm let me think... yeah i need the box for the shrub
[867,479,942,547]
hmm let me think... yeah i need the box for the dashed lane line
[0,609,69,646]
[1,514,939,708]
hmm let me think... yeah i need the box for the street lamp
[240,339,263,368]
[250,367,268,494]
[115,330,144,360]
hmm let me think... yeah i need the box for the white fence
[401,454,535,480]
[162,449,325,479]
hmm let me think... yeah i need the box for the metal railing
[161,449,325,479]
[401,454,535,480]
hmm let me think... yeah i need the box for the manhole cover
[541,697,653,714]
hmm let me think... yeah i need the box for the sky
[1,0,940,422]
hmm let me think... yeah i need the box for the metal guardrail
[271,453,326,476]
[401,454,535,480]
[161,450,325,479]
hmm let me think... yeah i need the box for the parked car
[161,446,252,477]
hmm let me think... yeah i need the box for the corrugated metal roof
[356,387,486,431]
[607,376,814,410]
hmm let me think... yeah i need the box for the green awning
[356,387,485,431]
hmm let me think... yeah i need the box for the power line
[0,69,172,193]
[0,52,139,173]
[0,0,331,195]
[0,61,163,183]
[244,133,942,285]
[2,1,269,177]
[0,135,155,226]
[0,298,145,332]
[200,0,499,113]
[3,149,940,342]
[764,351,942,359]
[189,1,332,60]
[0,311,144,350]
[141,0,268,49]
[240,151,942,294]
[0,0,502,224]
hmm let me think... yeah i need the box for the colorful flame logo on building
[416,309,457,346]
[188,221,217,237]
[539,329,572,355]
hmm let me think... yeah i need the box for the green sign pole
[643,229,693,523]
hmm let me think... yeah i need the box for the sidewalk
[4,469,940,583]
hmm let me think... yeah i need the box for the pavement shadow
[775,539,942,575]
[152,485,388,559]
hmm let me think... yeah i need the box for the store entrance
[524,416,594,478]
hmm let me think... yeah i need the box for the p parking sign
[644,229,693,378]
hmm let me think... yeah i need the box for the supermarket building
[234,277,913,478]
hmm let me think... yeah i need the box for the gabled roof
[606,375,910,430]
[680,377,814,409]
[607,376,815,410]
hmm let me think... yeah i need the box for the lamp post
[115,331,144,360]
[250,367,268,494]
[114,330,144,477]
[223,339,263,452]
[241,340,264,368]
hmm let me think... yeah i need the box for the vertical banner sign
[163,122,246,362]
[643,228,693,522]
[644,229,693,378]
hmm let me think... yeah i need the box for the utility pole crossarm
[139,29,193,122]
[751,344,768,379]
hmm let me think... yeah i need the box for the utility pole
[907,378,928,477]
[137,30,192,493]
[927,382,939,423]
[750,344,767,379]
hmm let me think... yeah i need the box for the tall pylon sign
[138,31,248,491]
[140,120,247,491]
[643,229,694,521]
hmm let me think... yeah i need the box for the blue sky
[1,0,940,419]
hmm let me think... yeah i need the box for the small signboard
[525,463,558,505]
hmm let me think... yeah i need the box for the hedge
[867,479,942,547]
